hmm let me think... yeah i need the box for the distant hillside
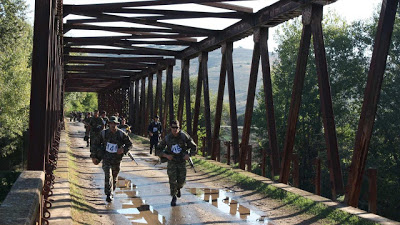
[172,47,277,114]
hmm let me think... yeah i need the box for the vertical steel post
[192,56,203,144]
[311,4,344,197]
[346,0,399,207]
[212,44,228,160]
[183,59,192,135]
[280,7,312,184]
[260,28,280,177]
[367,168,377,213]
[240,29,261,170]
[201,52,212,156]
[28,0,52,171]
[225,42,240,164]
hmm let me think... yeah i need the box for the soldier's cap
[108,116,120,124]
[154,115,159,118]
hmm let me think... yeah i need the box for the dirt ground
[65,121,331,225]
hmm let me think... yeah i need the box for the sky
[25,0,382,50]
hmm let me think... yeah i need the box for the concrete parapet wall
[0,171,44,225]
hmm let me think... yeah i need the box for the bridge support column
[183,59,193,135]
[280,8,312,184]
[211,44,228,160]
[346,0,399,207]
[260,28,280,177]
[225,43,240,164]
[192,57,203,144]
[240,29,261,170]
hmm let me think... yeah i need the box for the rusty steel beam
[201,52,212,156]
[177,60,186,124]
[134,80,140,134]
[280,9,312,184]
[167,65,175,123]
[155,70,163,126]
[260,27,280,177]
[212,44,228,160]
[346,0,399,207]
[163,69,169,133]
[192,56,203,144]
[28,0,52,171]
[225,42,240,164]
[183,59,193,135]
[129,80,134,125]
[212,48,228,159]
[311,4,344,197]
[140,78,146,136]
[240,29,261,170]
[147,73,154,122]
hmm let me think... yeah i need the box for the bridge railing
[0,171,44,225]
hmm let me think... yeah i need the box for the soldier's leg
[102,160,112,196]
[167,162,178,196]
[111,161,121,191]
[176,162,187,190]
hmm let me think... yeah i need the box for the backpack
[101,129,124,142]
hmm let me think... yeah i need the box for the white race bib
[171,144,182,154]
[152,127,158,132]
[106,142,118,153]
[121,128,127,133]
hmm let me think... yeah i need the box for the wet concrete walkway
[49,121,274,225]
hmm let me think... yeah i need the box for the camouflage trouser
[102,155,122,196]
[167,161,187,196]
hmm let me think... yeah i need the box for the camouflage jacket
[95,128,133,161]
[156,131,197,162]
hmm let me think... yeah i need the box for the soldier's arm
[186,134,197,156]
[156,138,167,157]
[122,132,133,154]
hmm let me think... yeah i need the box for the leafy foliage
[252,10,400,221]
[0,0,32,160]
[64,92,98,113]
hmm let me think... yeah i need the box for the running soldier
[148,115,162,155]
[83,112,91,147]
[91,116,133,202]
[156,120,197,206]
[118,118,131,134]
[89,110,104,161]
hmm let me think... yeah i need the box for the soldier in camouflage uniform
[89,110,104,163]
[157,120,197,206]
[83,112,92,147]
[91,116,133,202]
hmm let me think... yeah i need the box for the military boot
[171,195,177,206]
[106,195,112,202]
[177,189,181,198]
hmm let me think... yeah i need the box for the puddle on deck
[187,188,275,224]
[113,177,166,224]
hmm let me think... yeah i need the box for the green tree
[253,13,367,195]
[64,92,98,113]
[0,0,32,161]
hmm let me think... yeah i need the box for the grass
[65,125,96,224]
[192,158,377,225]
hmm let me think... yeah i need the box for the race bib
[102,120,106,125]
[106,142,118,153]
[121,128,127,133]
[152,127,158,132]
[171,144,182,154]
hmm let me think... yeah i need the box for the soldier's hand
[117,148,124,155]
[149,132,153,137]
[164,154,173,161]
[92,158,99,165]
[183,154,190,160]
